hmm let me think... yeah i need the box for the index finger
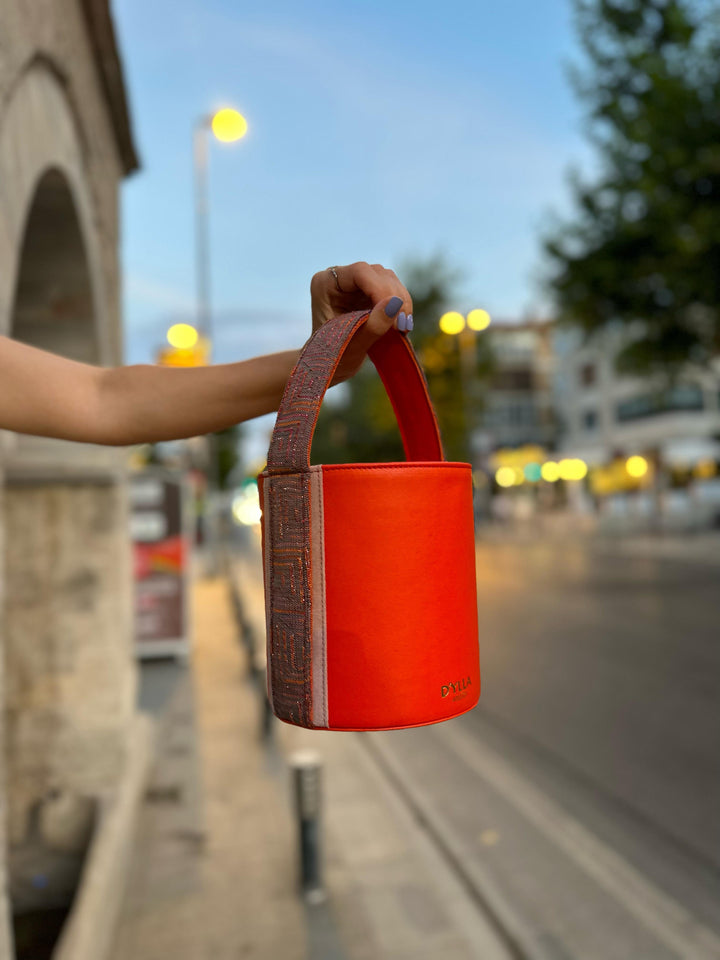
[334,261,411,309]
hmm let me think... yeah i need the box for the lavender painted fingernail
[385,296,403,317]
[407,314,414,331]
[397,311,407,331]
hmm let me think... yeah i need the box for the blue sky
[114,0,597,356]
[113,0,594,456]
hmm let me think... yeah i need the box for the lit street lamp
[467,308,491,332]
[156,323,209,368]
[194,106,248,355]
[193,106,248,572]
[167,322,199,349]
[438,309,492,460]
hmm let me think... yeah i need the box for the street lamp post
[438,309,491,461]
[193,107,248,574]
[193,120,212,349]
[193,107,248,354]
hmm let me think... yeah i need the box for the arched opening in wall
[11,167,98,363]
[4,166,99,959]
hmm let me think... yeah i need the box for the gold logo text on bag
[441,677,472,699]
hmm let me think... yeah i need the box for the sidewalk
[110,546,511,960]
[110,576,307,960]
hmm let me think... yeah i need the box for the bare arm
[0,335,301,445]
[0,262,412,447]
[98,350,303,444]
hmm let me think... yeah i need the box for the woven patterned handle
[265,310,444,473]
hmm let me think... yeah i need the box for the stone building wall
[3,483,134,844]
[0,2,139,955]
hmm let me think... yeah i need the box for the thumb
[364,295,408,340]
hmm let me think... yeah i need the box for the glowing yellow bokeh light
[495,466,516,488]
[626,455,649,479]
[492,446,546,470]
[467,308,491,331]
[695,459,717,480]
[591,458,653,495]
[541,461,560,482]
[167,323,199,349]
[211,108,248,143]
[439,311,466,335]
[558,458,588,481]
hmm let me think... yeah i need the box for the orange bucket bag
[258,309,480,731]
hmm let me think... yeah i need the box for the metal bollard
[260,687,274,741]
[290,750,325,903]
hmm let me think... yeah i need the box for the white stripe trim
[309,466,328,728]
[262,478,274,707]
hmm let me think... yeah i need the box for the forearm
[98,349,302,445]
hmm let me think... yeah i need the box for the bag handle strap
[265,310,444,473]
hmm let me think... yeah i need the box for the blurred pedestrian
[0,263,411,443]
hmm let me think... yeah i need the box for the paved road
[370,539,720,959]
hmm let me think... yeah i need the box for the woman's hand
[310,261,413,384]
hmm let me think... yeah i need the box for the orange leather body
[321,462,480,730]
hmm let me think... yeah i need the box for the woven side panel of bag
[264,472,313,725]
[262,313,369,724]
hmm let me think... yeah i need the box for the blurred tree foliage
[544,0,720,375]
[214,423,243,489]
[311,253,494,465]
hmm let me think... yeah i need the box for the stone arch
[0,58,111,362]
[11,166,99,364]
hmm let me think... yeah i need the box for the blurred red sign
[129,471,191,658]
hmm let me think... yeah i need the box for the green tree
[544,0,720,375]
[311,253,494,465]
[214,423,243,490]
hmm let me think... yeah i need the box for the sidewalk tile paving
[110,578,307,960]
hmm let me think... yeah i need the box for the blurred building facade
[0,2,140,956]
[473,320,556,455]
[553,326,720,527]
